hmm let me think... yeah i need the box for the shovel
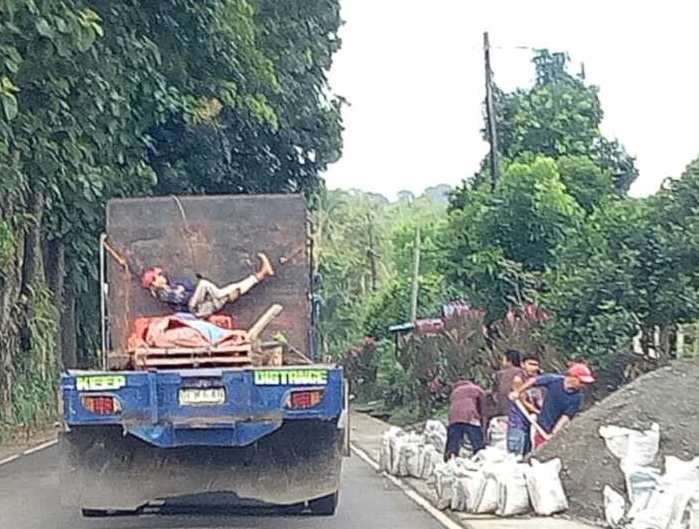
[513,399,551,442]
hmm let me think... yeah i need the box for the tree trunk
[0,211,25,420]
[45,239,71,368]
[20,189,50,378]
[0,238,24,420]
[61,286,78,368]
[21,190,46,294]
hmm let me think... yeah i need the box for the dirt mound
[536,361,699,522]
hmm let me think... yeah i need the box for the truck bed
[105,194,312,357]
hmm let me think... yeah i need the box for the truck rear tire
[308,491,338,515]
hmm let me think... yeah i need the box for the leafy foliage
[492,50,638,193]
[445,156,582,319]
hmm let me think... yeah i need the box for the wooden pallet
[132,343,252,369]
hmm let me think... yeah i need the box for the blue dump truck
[59,194,349,516]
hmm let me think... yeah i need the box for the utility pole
[409,227,421,321]
[483,31,499,191]
[366,213,378,292]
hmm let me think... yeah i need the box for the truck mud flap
[60,420,342,511]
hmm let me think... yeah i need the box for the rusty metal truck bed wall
[106,194,310,355]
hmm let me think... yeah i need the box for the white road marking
[351,443,464,529]
[23,439,58,455]
[0,455,20,466]
[0,438,58,467]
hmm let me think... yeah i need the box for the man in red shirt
[445,379,486,460]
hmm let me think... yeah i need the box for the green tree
[491,50,638,193]
[544,159,699,367]
[445,157,583,319]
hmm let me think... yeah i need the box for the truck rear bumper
[60,420,343,510]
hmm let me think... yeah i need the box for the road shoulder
[0,425,58,465]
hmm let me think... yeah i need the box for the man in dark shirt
[509,362,594,449]
[141,253,274,318]
[493,350,524,417]
[445,379,486,460]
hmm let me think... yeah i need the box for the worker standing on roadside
[445,379,486,461]
[493,350,524,416]
[509,362,594,449]
[506,353,542,456]
[483,350,524,443]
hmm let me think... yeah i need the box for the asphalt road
[0,445,445,529]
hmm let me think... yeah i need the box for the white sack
[470,470,499,514]
[623,465,660,519]
[451,477,470,511]
[389,431,406,475]
[630,485,692,529]
[424,420,448,453]
[664,455,699,483]
[603,486,627,529]
[630,457,699,529]
[488,417,508,452]
[600,423,660,467]
[473,445,508,465]
[400,442,421,478]
[434,459,460,510]
[379,427,403,472]
[419,445,442,480]
[688,492,699,529]
[525,458,568,516]
[495,465,531,517]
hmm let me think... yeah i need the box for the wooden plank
[136,356,251,367]
[130,345,252,356]
[248,304,283,341]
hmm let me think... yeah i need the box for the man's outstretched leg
[220,253,274,302]
[189,253,275,317]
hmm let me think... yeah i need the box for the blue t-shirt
[155,276,196,312]
[535,374,583,433]
[508,384,542,432]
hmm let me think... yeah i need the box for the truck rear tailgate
[62,366,344,448]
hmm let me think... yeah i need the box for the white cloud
[325,0,699,199]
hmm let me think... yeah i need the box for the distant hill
[421,184,452,205]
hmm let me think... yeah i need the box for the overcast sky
[324,0,699,199]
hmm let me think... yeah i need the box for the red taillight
[81,395,120,415]
[287,389,324,410]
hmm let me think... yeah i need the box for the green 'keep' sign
[76,375,126,392]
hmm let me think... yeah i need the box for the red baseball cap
[141,267,163,289]
[567,363,595,383]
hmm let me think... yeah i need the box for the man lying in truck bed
[141,253,275,318]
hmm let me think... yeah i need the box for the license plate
[179,388,226,406]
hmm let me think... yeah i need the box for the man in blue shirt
[509,362,594,449]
